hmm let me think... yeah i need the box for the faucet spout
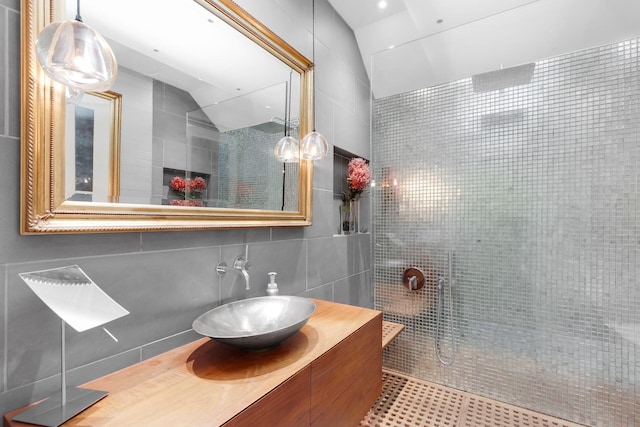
[234,255,251,290]
[240,269,250,290]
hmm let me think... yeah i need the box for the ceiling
[327,0,640,98]
[75,0,298,131]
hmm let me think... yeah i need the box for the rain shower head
[472,63,536,92]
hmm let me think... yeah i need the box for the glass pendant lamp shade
[300,130,328,160]
[274,135,300,163]
[301,0,328,161]
[36,19,117,92]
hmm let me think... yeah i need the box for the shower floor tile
[360,370,586,427]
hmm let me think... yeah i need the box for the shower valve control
[403,267,425,291]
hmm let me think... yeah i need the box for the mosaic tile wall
[373,39,640,427]
[218,125,298,211]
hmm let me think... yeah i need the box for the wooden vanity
[5,299,382,427]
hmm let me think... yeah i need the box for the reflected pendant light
[300,0,329,160]
[35,0,118,92]
[274,73,300,162]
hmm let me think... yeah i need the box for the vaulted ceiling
[327,0,640,98]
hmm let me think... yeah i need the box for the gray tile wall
[374,39,640,427]
[0,0,371,415]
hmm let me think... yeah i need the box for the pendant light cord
[312,0,317,132]
[287,70,294,136]
[283,80,289,137]
[281,70,295,137]
[75,0,82,22]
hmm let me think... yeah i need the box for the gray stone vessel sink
[192,296,316,352]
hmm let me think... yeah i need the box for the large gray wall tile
[154,110,187,144]
[141,330,202,360]
[271,226,304,241]
[307,236,348,287]
[2,0,371,414]
[334,102,370,159]
[0,0,18,11]
[311,144,334,192]
[66,348,142,387]
[235,0,310,59]
[0,265,5,393]
[0,375,62,417]
[334,270,372,308]
[0,7,6,135]
[220,239,306,301]
[7,8,19,137]
[303,282,333,301]
[304,188,337,238]
[6,248,219,389]
[0,138,144,263]
[141,228,270,251]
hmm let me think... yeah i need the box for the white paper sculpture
[13,265,129,427]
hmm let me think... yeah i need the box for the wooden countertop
[5,299,381,427]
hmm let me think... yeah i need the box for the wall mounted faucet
[214,245,251,290]
[233,245,251,290]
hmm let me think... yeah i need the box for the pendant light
[300,0,329,160]
[274,73,300,162]
[35,0,118,92]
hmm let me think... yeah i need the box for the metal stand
[12,320,108,427]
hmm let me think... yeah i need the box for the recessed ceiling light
[378,1,387,9]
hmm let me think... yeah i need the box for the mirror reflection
[63,0,301,211]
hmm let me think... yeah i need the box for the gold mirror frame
[20,0,313,234]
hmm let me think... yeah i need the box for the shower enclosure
[373,38,640,427]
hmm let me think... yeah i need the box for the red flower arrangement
[189,176,206,191]
[170,176,186,191]
[344,157,370,202]
[170,199,204,207]
[170,176,207,193]
[340,157,370,234]
[169,175,207,207]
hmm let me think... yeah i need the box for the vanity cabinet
[225,302,382,427]
[225,366,312,426]
[309,314,381,426]
[5,300,382,427]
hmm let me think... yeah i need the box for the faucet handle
[234,256,250,270]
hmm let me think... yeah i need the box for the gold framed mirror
[20,0,313,234]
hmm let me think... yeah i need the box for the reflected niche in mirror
[22,0,313,233]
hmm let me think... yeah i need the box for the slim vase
[340,199,359,235]
[350,199,359,234]
[339,202,349,235]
